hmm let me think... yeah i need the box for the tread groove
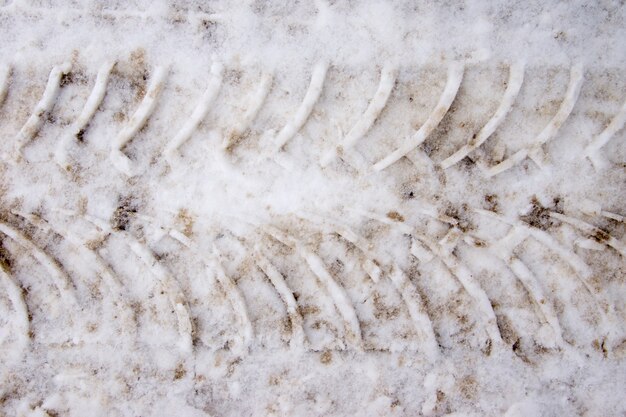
[273,61,328,152]
[111,65,168,175]
[15,62,72,157]
[165,62,224,162]
[483,63,584,176]
[372,62,464,172]
[55,61,115,167]
[441,62,525,169]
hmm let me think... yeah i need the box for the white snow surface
[0,1,625,416]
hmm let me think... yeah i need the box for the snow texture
[0,1,625,416]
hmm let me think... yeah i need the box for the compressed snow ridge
[0,1,624,416]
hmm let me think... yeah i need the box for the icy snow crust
[0,1,625,416]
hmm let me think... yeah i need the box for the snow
[0,0,625,416]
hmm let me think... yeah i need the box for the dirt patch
[372,291,400,320]
[176,208,195,237]
[458,375,477,400]
[111,196,139,231]
[484,194,499,212]
[0,237,12,271]
[386,211,405,222]
[444,203,472,232]
[519,196,562,230]
[174,363,187,380]
[298,305,320,316]
[591,228,610,243]
[320,350,332,364]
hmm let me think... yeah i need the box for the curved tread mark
[273,61,328,151]
[484,63,584,177]
[522,63,584,163]
[321,64,397,166]
[404,149,449,188]
[262,224,363,350]
[549,212,626,256]
[0,64,10,106]
[372,62,464,172]
[15,62,72,155]
[302,212,440,358]
[475,209,595,290]
[356,210,504,346]
[528,228,595,283]
[301,212,383,283]
[600,210,625,223]
[475,209,617,344]
[76,213,193,353]
[506,257,566,347]
[210,245,255,350]
[111,65,168,176]
[441,62,525,169]
[55,61,115,167]
[418,231,504,346]
[137,216,253,351]
[116,232,193,353]
[15,212,137,339]
[166,229,254,351]
[222,72,273,151]
[410,238,435,263]
[0,221,76,305]
[478,228,565,347]
[386,264,441,358]
[583,98,626,169]
[0,266,29,359]
[164,62,224,163]
[254,249,307,349]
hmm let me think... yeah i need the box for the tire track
[441,62,525,169]
[0,59,622,357]
[475,209,618,348]
[0,64,10,107]
[354,209,504,348]
[0,265,29,361]
[0,61,621,174]
[14,62,72,158]
[321,64,397,167]
[111,65,168,176]
[372,62,463,172]
[470,228,566,348]
[261,223,364,350]
[60,211,194,353]
[583,98,626,169]
[0,220,77,305]
[15,211,138,345]
[0,4,623,413]
[550,211,626,256]
[134,213,254,352]
[253,249,308,350]
[221,71,273,152]
[164,62,224,163]
[273,61,328,152]
[482,63,584,176]
[55,61,115,167]
[300,212,440,359]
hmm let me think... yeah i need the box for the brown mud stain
[386,211,405,222]
[111,195,141,231]
[519,196,562,230]
[176,208,195,237]
[320,350,332,364]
